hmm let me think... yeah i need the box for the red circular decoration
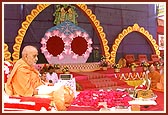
[71,37,88,56]
[46,36,64,56]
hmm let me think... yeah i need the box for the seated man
[46,65,59,84]
[5,45,74,111]
[40,72,53,86]
[148,64,162,89]
[157,67,164,91]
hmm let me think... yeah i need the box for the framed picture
[158,34,164,50]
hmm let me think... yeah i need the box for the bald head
[22,46,37,57]
[22,45,38,66]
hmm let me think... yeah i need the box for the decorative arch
[4,4,110,63]
[109,23,160,63]
[11,4,50,63]
[4,43,12,62]
[75,4,110,60]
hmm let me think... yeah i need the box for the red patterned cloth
[4,96,51,111]
[4,61,13,83]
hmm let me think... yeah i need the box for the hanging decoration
[114,72,146,81]
[4,61,13,83]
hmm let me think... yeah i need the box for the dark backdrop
[4,4,157,63]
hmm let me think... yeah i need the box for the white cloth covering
[46,72,58,84]
[36,82,63,95]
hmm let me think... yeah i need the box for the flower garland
[72,89,132,109]
[114,72,146,80]
[4,61,13,83]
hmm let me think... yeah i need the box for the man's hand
[33,89,38,95]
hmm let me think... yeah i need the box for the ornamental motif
[110,23,160,64]
[53,4,78,25]
[40,21,93,64]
